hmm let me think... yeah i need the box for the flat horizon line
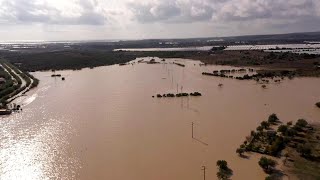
[1,30,320,44]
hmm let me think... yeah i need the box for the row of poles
[192,122,208,180]
[166,61,207,180]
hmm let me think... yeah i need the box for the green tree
[257,126,264,132]
[285,128,297,137]
[268,114,279,123]
[258,156,277,173]
[261,121,270,129]
[217,160,228,170]
[216,160,233,180]
[268,137,285,156]
[236,148,245,156]
[217,171,228,180]
[295,119,308,128]
[297,144,312,157]
[277,125,288,134]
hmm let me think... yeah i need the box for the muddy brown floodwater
[1,57,320,180]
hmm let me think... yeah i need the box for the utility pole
[202,166,206,180]
[192,122,194,138]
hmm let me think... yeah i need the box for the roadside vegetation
[0,60,39,108]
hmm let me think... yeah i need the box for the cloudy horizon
[0,0,320,41]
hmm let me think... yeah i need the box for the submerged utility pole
[192,122,194,138]
[177,83,179,93]
[202,166,206,180]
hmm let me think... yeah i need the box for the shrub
[297,144,312,157]
[259,157,277,174]
[261,121,270,129]
[277,125,288,134]
[268,114,279,123]
[257,126,264,132]
[216,160,233,180]
[236,148,245,156]
[268,136,285,156]
[295,119,308,128]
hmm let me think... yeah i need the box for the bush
[265,174,280,180]
[259,156,277,174]
[216,160,233,180]
[295,119,308,128]
[257,126,264,132]
[236,148,245,156]
[261,121,270,129]
[268,114,279,123]
[297,144,312,157]
[268,136,285,156]
[277,125,288,134]
[316,102,320,108]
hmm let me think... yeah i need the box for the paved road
[2,63,33,102]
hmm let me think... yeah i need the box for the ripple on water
[0,106,80,180]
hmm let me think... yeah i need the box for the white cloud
[0,0,320,40]
[0,0,109,25]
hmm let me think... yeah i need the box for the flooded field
[114,46,214,52]
[115,44,320,54]
[0,58,320,180]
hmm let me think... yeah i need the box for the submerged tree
[258,156,277,174]
[295,119,308,128]
[236,148,245,157]
[268,114,279,123]
[297,144,312,158]
[257,126,264,132]
[216,160,233,180]
[261,121,270,129]
[277,125,288,134]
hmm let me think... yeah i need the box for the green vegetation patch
[238,114,320,179]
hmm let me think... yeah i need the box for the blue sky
[0,0,320,41]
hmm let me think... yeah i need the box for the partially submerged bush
[268,114,279,123]
[295,119,308,128]
[216,160,233,180]
[259,156,277,174]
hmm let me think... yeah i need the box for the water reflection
[0,92,79,179]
